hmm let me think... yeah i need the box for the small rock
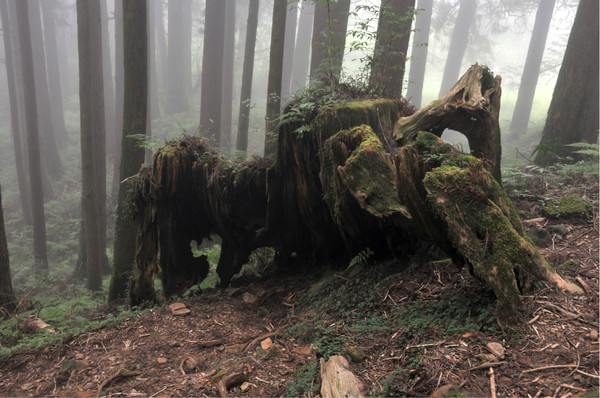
[260,337,273,350]
[169,302,191,316]
[242,292,258,304]
[345,345,367,362]
[589,330,598,341]
[430,384,466,397]
[240,381,252,392]
[486,342,505,360]
[157,357,168,364]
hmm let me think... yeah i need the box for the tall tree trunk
[221,0,236,151]
[406,0,432,108]
[264,0,287,156]
[0,184,16,312]
[199,0,226,143]
[236,0,259,156]
[109,0,147,301]
[147,0,160,121]
[438,0,476,96]
[535,0,599,165]
[77,0,104,291]
[28,0,62,179]
[290,0,314,94]
[154,0,168,114]
[309,0,350,87]
[0,0,32,225]
[166,0,192,114]
[309,0,327,84]
[281,0,298,104]
[508,0,556,137]
[101,0,117,162]
[40,0,67,144]
[111,0,124,204]
[15,0,48,271]
[369,0,415,97]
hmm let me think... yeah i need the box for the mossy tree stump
[129,64,581,325]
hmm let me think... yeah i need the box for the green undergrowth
[0,279,152,357]
[284,257,500,394]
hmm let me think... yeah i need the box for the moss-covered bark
[128,66,580,324]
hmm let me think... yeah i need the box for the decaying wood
[320,355,364,398]
[394,63,503,182]
[218,372,249,398]
[128,64,582,325]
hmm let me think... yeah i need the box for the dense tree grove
[0,0,594,310]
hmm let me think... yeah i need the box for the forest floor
[0,166,598,397]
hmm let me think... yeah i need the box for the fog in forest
[0,0,588,293]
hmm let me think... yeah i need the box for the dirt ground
[0,191,598,397]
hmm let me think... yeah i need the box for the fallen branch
[521,364,576,375]
[241,328,282,353]
[97,368,141,394]
[470,361,506,371]
[488,367,496,398]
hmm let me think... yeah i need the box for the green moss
[542,194,591,219]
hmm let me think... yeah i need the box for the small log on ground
[128,64,581,324]
[320,355,364,398]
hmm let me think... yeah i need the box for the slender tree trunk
[28,0,62,179]
[264,0,287,156]
[199,0,226,142]
[76,0,104,291]
[309,0,327,84]
[147,0,160,121]
[236,0,259,156]
[509,0,556,137]
[15,0,49,271]
[101,0,116,162]
[154,0,168,113]
[166,0,192,114]
[111,0,124,204]
[221,0,236,151]
[535,0,599,165]
[0,184,16,312]
[0,0,32,225]
[109,0,147,301]
[290,0,314,94]
[309,0,350,87]
[40,0,67,144]
[406,0,432,108]
[438,0,476,96]
[369,0,415,97]
[281,0,298,104]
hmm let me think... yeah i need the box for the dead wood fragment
[521,364,577,375]
[488,367,496,398]
[198,339,223,348]
[241,328,282,353]
[320,355,364,398]
[218,372,249,398]
[97,368,141,394]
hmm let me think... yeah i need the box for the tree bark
[0,0,33,225]
[0,184,17,312]
[166,0,192,114]
[264,0,287,156]
[15,0,49,271]
[111,0,125,204]
[129,65,580,325]
[406,0,432,108]
[535,0,599,165]
[199,0,226,143]
[290,0,314,93]
[220,0,236,151]
[438,0,476,97]
[28,0,63,179]
[40,0,67,144]
[100,0,117,162]
[109,0,147,301]
[236,0,259,156]
[369,0,415,98]
[281,0,298,104]
[509,0,555,138]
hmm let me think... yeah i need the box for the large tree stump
[129,65,581,324]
